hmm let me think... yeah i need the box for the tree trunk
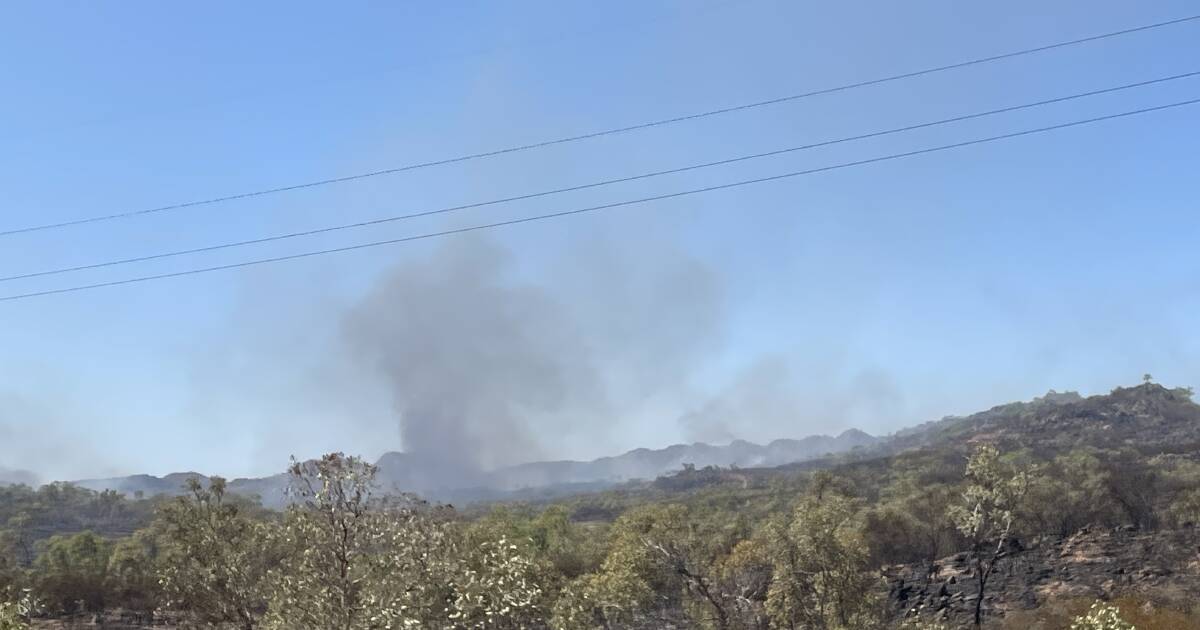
[973,558,988,627]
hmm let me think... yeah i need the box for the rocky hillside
[885,525,1200,626]
[892,382,1200,456]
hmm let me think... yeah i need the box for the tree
[1167,487,1200,528]
[34,531,112,614]
[448,536,545,629]
[106,531,160,617]
[764,495,883,630]
[266,452,553,629]
[467,505,600,586]
[1100,451,1161,530]
[713,537,773,629]
[863,480,961,565]
[0,514,34,569]
[1018,450,1118,537]
[553,504,740,629]
[266,453,460,629]
[265,453,389,630]
[948,445,1031,627]
[156,477,274,630]
[0,540,23,604]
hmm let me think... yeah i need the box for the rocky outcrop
[884,526,1200,625]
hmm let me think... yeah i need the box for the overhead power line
[3,71,1197,284]
[2,97,1196,304]
[2,13,1197,239]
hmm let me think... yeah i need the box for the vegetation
[948,445,1031,626]
[0,591,32,630]
[2,383,1200,628]
[1070,602,1134,630]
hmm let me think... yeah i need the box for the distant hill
[65,382,1200,508]
[890,382,1200,455]
[0,466,38,486]
[486,429,879,489]
[72,429,880,508]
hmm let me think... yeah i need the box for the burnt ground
[884,525,1200,626]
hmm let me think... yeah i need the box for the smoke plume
[341,235,725,480]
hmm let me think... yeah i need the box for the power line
[3,70,1197,284]
[2,13,1197,239]
[2,97,1195,304]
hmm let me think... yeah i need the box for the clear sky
[1,1,1198,481]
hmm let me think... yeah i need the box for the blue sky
[1,1,1198,480]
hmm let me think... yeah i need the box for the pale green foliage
[265,453,415,629]
[468,506,600,586]
[448,537,544,629]
[156,477,274,630]
[1020,450,1114,536]
[351,506,461,629]
[550,506,672,629]
[864,477,961,565]
[0,591,35,630]
[949,445,1030,546]
[554,496,884,629]
[712,536,772,628]
[34,530,111,613]
[264,453,549,630]
[899,620,952,630]
[0,604,22,630]
[106,531,159,613]
[462,506,594,626]
[551,503,738,629]
[552,558,648,629]
[1070,601,1136,630]
[764,495,883,630]
[948,444,1032,626]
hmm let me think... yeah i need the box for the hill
[890,382,1200,455]
[70,429,880,507]
[64,383,1200,508]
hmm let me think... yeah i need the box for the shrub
[1071,601,1135,630]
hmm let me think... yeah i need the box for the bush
[1071,601,1135,630]
[0,591,34,630]
[34,531,111,614]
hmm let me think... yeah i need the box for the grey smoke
[0,232,912,485]
[0,466,39,487]
[679,358,906,444]
[0,391,115,484]
[341,235,726,481]
[679,356,794,444]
